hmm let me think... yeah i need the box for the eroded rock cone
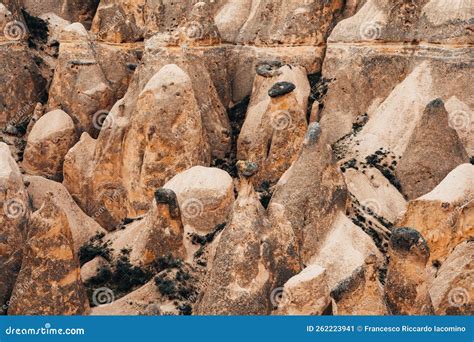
[26,175,106,254]
[274,264,331,315]
[8,193,89,315]
[331,254,388,315]
[429,240,473,315]
[385,227,434,315]
[238,64,310,186]
[0,143,29,314]
[23,109,77,180]
[195,162,272,315]
[108,188,186,266]
[48,22,137,135]
[269,123,348,264]
[63,64,211,229]
[396,98,468,200]
[397,163,473,264]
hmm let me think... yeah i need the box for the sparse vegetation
[79,232,113,266]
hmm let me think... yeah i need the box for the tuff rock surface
[0,0,472,317]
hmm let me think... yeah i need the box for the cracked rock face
[0,0,472,317]
[7,194,89,315]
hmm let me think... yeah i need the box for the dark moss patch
[306,73,331,122]
[79,232,113,266]
[22,9,48,43]
[85,249,153,306]
[255,181,273,209]
[190,222,226,247]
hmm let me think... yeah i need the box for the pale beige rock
[397,164,474,264]
[274,264,331,315]
[269,123,348,264]
[80,256,110,284]
[236,0,346,46]
[90,280,163,316]
[25,175,106,253]
[214,0,252,43]
[385,227,434,315]
[331,254,388,315]
[62,132,96,211]
[195,175,272,315]
[0,143,29,314]
[329,0,473,44]
[23,109,77,180]
[163,166,234,261]
[429,241,473,315]
[38,12,72,43]
[395,99,468,200]
[345,168,407,223]
[8,193,89,315]
[237,64,310,186]
[309,212,382,290]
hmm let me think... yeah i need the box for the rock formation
[0,143,29,314]
[385,228,434,315]
[0,0,472,317]
[8,194,89,315]
[398,164,473,264]
[23,109,77,180]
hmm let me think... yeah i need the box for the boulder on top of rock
[384,227,434,315]
[429,240,473,315]
[397,164,473,265]
[164,166,234,235]
[0,142,29,314]
[268,82,296,98]
[8,193,89,315]
[23,109,77,180]
[163,166,234,261]
[237,64,310,186]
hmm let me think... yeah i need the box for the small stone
[256,61,283,78]
[268,81,296,98]
[237,160,258,178]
